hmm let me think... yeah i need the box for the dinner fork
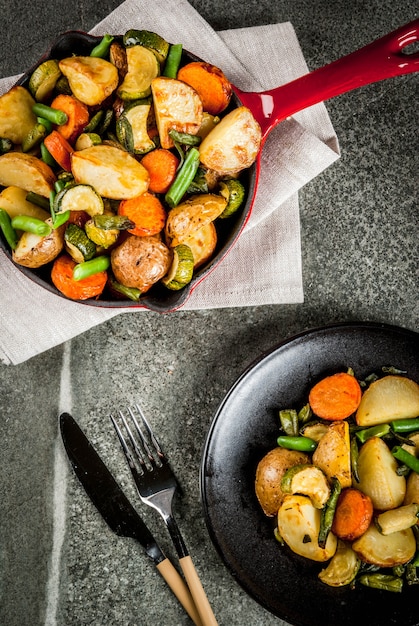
[110,404,218,626]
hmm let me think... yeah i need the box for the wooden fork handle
[179,555,219,626]
[157,558,203,626]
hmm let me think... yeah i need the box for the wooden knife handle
[157,558,203,626]
[179,555,218,626]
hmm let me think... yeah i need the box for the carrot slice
[177,62,232,115]
[309,372,362,420]
[50,94,90,144]
[140,149,179,194]
[331,488,373,541]
[51,254,107,300]
[44,130,74,171]
[118,192,166,237]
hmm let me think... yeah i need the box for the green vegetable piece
[25,192,50,211]
[73,256,110,281]
[165,147,200,208]
[123,30,170,64]
[22,123,48,153]
[93,214,135,230]
[391,417,419,433]
[318,477,341,549]
[28,59,61,102]
[11,215,51,237]
[163,43,183,78]
[161,244,194,291]
[406,563,419,585]
[0,138,13,154]
[0,208,18,250]
[392,446,419,473]
[219,178,246,218]
[37,116,53,133]
[351,436,360,483]
[32,103,68,126]
[53,210,70,229]
[186,167,209,194]
[358,573,403,593]
[108,275,141,302]
[279,409,299,436]
[65,224,96,262]
[40,142,58,167]
[356,423,391,444]
[90,34,114,58]
[298,403,312,425]
[168,129,201,146]
[276,435,317,452]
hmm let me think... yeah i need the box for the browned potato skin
[255,447,310,517]
[12,219,65,268]
[111,234,172,292]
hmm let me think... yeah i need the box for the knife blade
[59,412,202,626]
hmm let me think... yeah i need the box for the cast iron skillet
[1,21,418,311]
[200,322,419,626]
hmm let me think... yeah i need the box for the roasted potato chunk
[12,219,65,268]
[312,420,352,488]
[111,234,172,292]
[59,56,119,106]
[0,86,37,144]
[165,194,226,248]
[0,153,56,197]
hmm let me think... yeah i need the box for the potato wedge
[312,420,352,488]
[0,186,50,221]
[151,77,203,149]
[70,145,149,200]
[199,106,262,175]
[352,523,416,567]
[403,471,419,515]
[185,221,217,269]
[356,437,406,510]
[12,218,65,268]
[0,86,37,144]
[165,194,227,248]
[59,56,119,106]
[277,495,337,561]
[255,447,310,516]
[0,153,56,197]
[356,375,419,426]
[111,234,172,292]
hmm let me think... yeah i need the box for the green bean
[108,275,141,301]
[279,410,299,436]
[0,208,18,249]
[350,436,360,482]
[165,147,200,208]
[163,43,183,78]
[73,256,110,281]
[25,192,50,211]
[298,403,312,425]
[52,210,70,229]
[358,573,403,592]
[37,116,53,133]
[54,179,67,194]
[11,215,51,236]
[90,34,114,58]
[391,417,419,433]
[168,129,201,146]
[49,190,56,222]
[276,435,317,452]
[0,137,13,153]
[356,423,391,443]
[392,446,419,473]
[32,103,68,126]
[318,478,341,548]
[40,142,57,167]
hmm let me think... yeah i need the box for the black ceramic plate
[200,322,419,626]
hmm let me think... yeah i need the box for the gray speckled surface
[0,1,418,625]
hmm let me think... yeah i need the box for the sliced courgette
[219,178,245,218]
[318,540,361,587]
[123,30,170,64]
[21,123,48,153]
[74,132,102,150]
[93,214,135,230]
[117,45,160,101]
[54,183,104,217]
[65,223,96,262]
[28,59,61,102]
[84,219,119,249]
[116,101,155,154]
[161,244,194,290]
[281,464,331,509]
[376,503,419,535]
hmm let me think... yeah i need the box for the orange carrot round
[177,62,232,115]
[50,94,90,144]
[331,488,373,541]
[51,254,107,300]
[140,149,179,194]
[309,372,362,420]
[118,192,166,237]
[44,130,74,171]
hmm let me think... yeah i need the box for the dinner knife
[59,412,202,626]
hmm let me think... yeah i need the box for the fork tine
[132,403,164,459]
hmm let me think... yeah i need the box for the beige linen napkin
[0,0,340,365]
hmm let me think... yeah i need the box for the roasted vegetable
[281,464,331,509]
[12,218,65,268]
[356,375,419,426]
[116,100,155,154]
[0,86,37,144]
[0,186,51,221]
[28,59,62,102]
[177,61,232,115]
[352,523,416,567]
[110,234,172,292]
[59,56,119,106]
[376,503,419,535]
[184,222,217,269]
[312,420,352,488]
[117,45,160,100]
[165,193,227,247]
[54,183,104,218]
[161,244,194,290]
[318,540,361,587]
[331,488,373,541]
[0,152,56,197]
[309,372,362,421]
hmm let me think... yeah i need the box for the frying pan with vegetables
[0,20,418,311]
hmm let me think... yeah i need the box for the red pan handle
[234,19,419,139]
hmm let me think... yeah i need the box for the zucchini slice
[116,101,155,154]
[281,464,331,509]
[54,183,104,217]
[162,243,194,290]
[117,45,160,101]
[318,540,361,587]
[219,178,245,218]
[28,59,61,102]
[84,219,119,249]
[123,30,170,64]
[65,223,96,262]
